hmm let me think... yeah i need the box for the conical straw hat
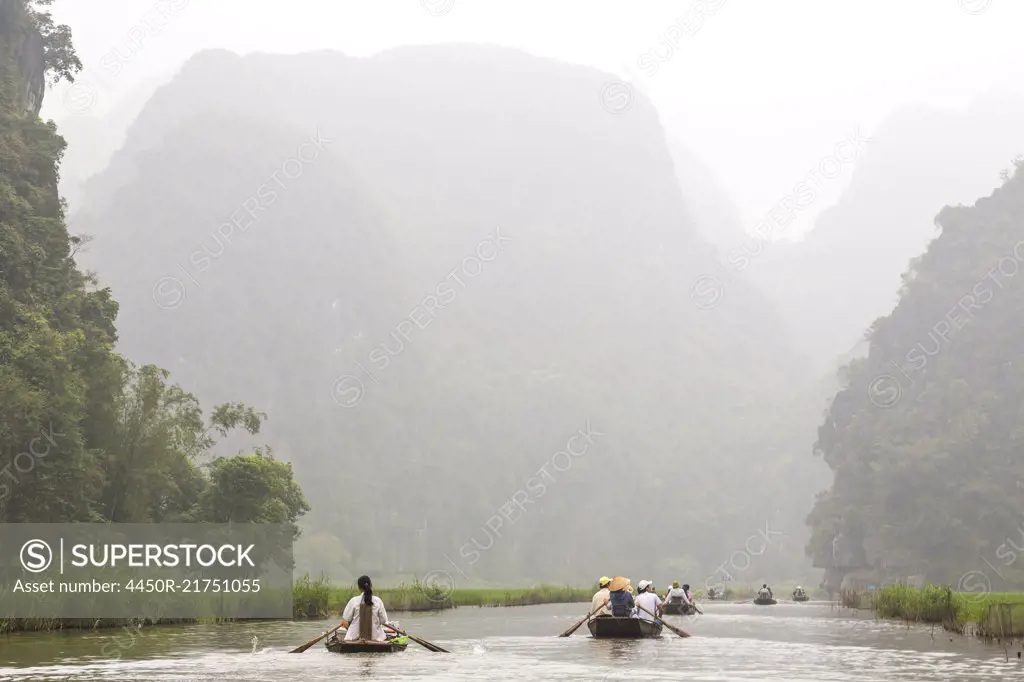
[608,576,630,592]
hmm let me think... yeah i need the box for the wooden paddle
[289,622,344,653]
[635,604,690,638]
[558,602,606,637]
[384,622,449,653]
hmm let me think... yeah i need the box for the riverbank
[867,584,1024,638]
[289,574,590,615]
[324,583,591,613]
[1,582,590,634]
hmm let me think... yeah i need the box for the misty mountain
[667,138,748,257]
[70,44,825,585]
[745,91,1024,373]
[807,161,1024,587]
[51,77,168,213]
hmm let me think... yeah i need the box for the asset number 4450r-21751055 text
[124,578,262,593]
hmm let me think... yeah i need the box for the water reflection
[0,603,1018,681]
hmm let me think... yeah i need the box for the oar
[385,622,449,653]
[558,603,606,637]
[289,622,344,653]
[635,604,690,638]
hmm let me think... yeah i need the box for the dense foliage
[0,34,308,533]
[23,0,82,84]
[807,161,1024,586]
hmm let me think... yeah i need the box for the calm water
[0,602,1019,681]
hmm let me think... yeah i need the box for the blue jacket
[609,590,635,617]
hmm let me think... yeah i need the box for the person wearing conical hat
[607,576,635,617]
[590,576,612,617]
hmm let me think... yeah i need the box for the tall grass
[293,573,332,618]
[873,584,957,623]
[871,584,1024,637]
[327,582,590,612]
[975,601,1024,639]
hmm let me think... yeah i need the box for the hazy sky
[42,0,1024,241]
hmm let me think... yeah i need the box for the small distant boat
[588,616,663,639]
[793,593,809,602]
[706,588,726,601]
[662,600,696,616]
[753,597,777,606]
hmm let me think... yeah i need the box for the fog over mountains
[35,5,1024,591]
[65,45,831,584]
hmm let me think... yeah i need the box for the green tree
[194,448,311,538]
[808,160,1024,586]
[0,46,114,521]
[23,0,82,84]
[1,21,311,541]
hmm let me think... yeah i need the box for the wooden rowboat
[753,597,777,606]
[662,600,696,615]
[326,635,408,654]
[587,616,663,638]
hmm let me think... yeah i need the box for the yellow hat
[599,576,611,587]
[626,585,634,593]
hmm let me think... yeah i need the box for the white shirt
[342,595,389,641]
[665,587,691,604]
[635,591,662,621]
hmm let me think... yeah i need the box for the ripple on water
[0,604,1019,681]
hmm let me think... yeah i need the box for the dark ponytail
[357,574,373,605]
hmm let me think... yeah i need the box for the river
[0,602,1018,680]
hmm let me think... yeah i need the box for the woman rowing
[338,575,390,641]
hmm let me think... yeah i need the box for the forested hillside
[69,45,828,585]
[749,92,1024,373]
[807,160,1024,587]
[0,1,308,536]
